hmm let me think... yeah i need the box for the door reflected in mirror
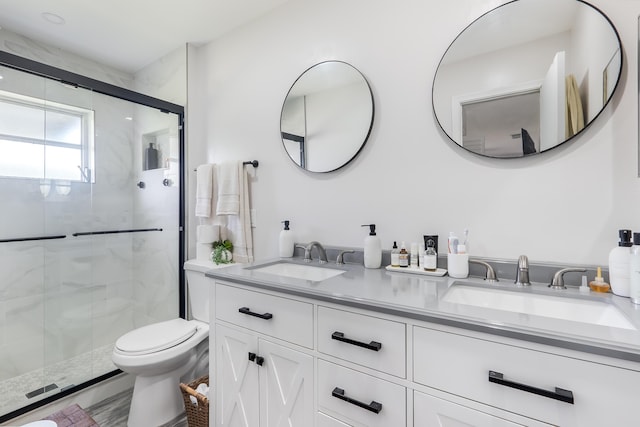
[280,61,374,172]
[433,0,622,158]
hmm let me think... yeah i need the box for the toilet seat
[115,318,197,356]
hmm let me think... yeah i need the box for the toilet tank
[184,259,226,322]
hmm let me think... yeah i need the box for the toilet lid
[116,318,197,355]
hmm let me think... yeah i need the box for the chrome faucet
[549,267,587,290]
[514,255,531,286]
[336,250,355,265]
[469,259,498,283]
[303,241,328,264]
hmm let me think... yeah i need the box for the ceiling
[0,0,290,73]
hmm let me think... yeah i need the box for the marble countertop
[205,257,640,363]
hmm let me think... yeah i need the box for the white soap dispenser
[279,220,294,257]
[609,229,632,297]
[361,224,382,269]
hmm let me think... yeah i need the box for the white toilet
[112,259,221,427]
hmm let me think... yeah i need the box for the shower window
[0,90,94,182]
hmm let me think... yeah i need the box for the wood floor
[84,388,188,427]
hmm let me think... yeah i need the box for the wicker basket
[179,374,209,427]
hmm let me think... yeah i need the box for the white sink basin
[443,285,636,330]
[248,261,346,282]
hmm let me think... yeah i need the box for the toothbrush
[463,228,469,247]
[449,236,458,254]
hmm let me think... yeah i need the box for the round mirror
[280,61,374,172]
[432,0,622,158]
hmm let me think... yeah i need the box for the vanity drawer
[413,326,640,426]
[316,412,352,427]
[215,283,313,348]
[317,359,406,427]
[414,390,530,426]
[317,306,406,377]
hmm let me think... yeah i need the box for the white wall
[189,0,640,267]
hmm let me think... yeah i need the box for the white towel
[226,161,254,263]
[195,164,213,217]
[216,162,239,215]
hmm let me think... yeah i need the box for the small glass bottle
[399,241,409,267]
[589,267,610,293]
[390,241,400,267]
[423,242,437,272]
[410,242,419,268]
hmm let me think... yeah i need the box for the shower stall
[0,53,185,421]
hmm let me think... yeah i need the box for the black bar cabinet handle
[239,307,273,320]
[488,371,574,404]
[255,356,265,366]
[248,352,256,362]
[331,387,382,414]
[331,331,382,352]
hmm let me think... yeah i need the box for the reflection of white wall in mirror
[304,81,371,171]
[436,32,571,135]
[570,3,621,122]
[281,96,306,136]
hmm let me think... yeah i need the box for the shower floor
[0,344,116,417]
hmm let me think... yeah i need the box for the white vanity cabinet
[210,277,640,427]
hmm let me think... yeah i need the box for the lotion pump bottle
[279,220,294,257]
[609,229,632,297]
[361,224,382,269]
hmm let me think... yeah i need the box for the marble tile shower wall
[0,30,182,386]
[0,29,134,89]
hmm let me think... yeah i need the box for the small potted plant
[211,239,233,265]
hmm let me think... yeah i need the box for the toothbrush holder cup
[447,253,469,279]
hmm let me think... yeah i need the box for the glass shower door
[0,59,182,421]
[41,76,99,400]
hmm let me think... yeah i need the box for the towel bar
[193,160,258,171]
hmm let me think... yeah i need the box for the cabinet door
[216,324,259,427]
[414,390,527,427]
[259,339,314,427]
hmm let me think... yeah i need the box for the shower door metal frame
[0,50,186,423]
